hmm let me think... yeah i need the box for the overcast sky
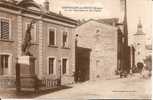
[35,0,152,44]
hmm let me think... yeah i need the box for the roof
[134,31,145,35]
[96,18,119,26]
[17,0,41,9]
[78,18,119,27]
[0,0,77,25]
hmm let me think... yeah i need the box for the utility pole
[123,0,129,74]
[123,0,128,46]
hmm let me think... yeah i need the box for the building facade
[144,44,152,70]
[133,20,146,65]
[0,0,77,88]
[75,19,118,81]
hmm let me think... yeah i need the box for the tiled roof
[0,0,77,25]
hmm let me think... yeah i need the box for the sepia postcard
[0,0,152,99]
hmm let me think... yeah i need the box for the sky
[34,0,152,44]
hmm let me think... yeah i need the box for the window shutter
[0,19,9,40]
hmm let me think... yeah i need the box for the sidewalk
[0,88,17,98]
[0,85,73,99]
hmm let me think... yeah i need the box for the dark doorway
[75,47,91,82]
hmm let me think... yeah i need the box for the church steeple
[136,19,144,35]
[133,19,146,65]
[137,19,142,29]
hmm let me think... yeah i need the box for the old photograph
[0,0,152,99]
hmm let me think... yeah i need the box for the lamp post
[123,0,130,74]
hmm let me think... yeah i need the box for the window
[48,57,55,74]
[62,31,69,47]
[0,18,10,40]
[49,28,56,46]
[25,23,37,42]
[0,55,9,75]
[62,58,68,74]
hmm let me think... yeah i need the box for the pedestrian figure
[137,62,144,74]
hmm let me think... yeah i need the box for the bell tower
[133,19,146,65]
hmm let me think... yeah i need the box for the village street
[36,74,151,100]
[0,74,151,99]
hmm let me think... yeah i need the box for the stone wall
[76,20,118,80]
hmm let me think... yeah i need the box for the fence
[39,78,61,90]
[0,76,16,88]
[0,76,61,91]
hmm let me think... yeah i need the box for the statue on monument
[21,20,36,56]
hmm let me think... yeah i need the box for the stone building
[133,20,146,65]
[144,44,152,70]
[0,0,77,88]
[75,19,118,81]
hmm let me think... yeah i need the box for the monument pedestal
[16,56,38,93]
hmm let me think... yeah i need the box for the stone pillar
[71,29,76,84]
[72,29,76,75]
[17,14,22,56]
[8,54,13,75]
[15,14,22,76]
[90,51,95,81]
[38,19,43,78]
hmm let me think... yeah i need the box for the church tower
[133,20,146,65]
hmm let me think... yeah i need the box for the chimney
[44,0,49,11]
[59,11,63,16]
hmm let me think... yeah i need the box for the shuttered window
[0,18,10,40]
